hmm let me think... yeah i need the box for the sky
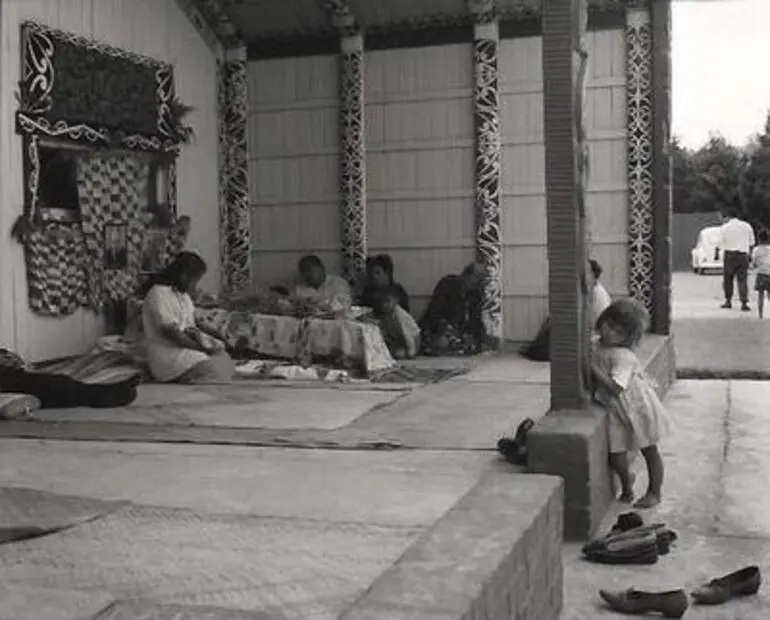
[672,0,770,149]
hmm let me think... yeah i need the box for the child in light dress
[592,299,671,509]
[751,229,770,319]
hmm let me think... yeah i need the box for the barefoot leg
[609,451,634,502]
[633,445,664,508]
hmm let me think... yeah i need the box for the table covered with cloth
[194,308,396,375]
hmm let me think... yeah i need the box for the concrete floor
[0,354,553,619]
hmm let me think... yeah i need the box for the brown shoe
[691,565,761,605]
[599,588,688,618]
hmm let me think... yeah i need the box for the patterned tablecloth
[194,308,395,375]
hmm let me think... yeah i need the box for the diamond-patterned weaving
[24,224,88,317]
[77,154,150,309]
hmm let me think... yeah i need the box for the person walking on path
[751,229,770,319]
[717,208,755,312]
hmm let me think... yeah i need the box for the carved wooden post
[218,46,251,296]
[339,31,367,284]
[542,0,591,410]
[626,3,655,319]
[469,0,504,346]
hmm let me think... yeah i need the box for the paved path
[673,271,770,375]
[564,379,770,618]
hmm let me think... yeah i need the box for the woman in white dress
[141,252,234,383]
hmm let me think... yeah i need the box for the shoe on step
[599,588,688,618]
[691,565,761,605]
[0,393,41,420]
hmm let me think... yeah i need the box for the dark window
[38,146,81,211]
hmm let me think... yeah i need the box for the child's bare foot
[633,492,660,509]
[618,473,636,503]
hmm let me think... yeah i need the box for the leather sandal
[599,588,688,618]
[691,565,761,605]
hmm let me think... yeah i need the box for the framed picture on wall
[140,227,168,274]
[104,222,128,269]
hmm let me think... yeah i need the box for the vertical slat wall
[247,56,341,288]
[499,29,627,341]
[365,45,476,320]
[0,0,219,362]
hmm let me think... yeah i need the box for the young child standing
[592,299,671,509]
[751,229,770,318]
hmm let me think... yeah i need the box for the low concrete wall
[527,333,676,540]
[342,467,564,620]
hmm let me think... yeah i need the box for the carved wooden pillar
[470,1,504,345]
[217,46,251,296]
[625,4,655,319]
[542,0,591,411]
[339,32,367,284]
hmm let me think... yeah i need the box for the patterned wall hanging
[23,224,88,317]
[14,21,193,316]
[339,35,367,285]
[626,7,655,316]
[77,153,150,309]
[16,21,177,152]
[473,24,503,343]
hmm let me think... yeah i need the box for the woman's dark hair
[366,254,395,283]
[298,254,324,273]
[138,251,206,296]
[758,229,769,244]
[595,298,649,348]
[589,259,603,280]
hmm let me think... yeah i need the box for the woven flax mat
[0,486,129,544]
[0,505,420,620]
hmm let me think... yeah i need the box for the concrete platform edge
[340,467,564,620]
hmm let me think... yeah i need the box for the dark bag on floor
[521,317,550,362]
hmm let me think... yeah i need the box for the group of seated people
[288,253,490,361]
[0,251,491,412]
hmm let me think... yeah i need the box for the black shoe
[741,303,751,312]
[721,301,732,309]
[692,566,761,605]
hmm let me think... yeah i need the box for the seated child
[370,292,420,360]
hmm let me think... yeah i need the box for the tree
[739,111,770,230]
[690,133,746,214]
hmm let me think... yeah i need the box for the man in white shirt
[717,208,756,311]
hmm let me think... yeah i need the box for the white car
[691,226,724,274]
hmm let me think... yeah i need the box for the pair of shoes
[599,588,688,618]
[691,565,761,604]
[582,523,678,565]
[599,566,761,617]
[496,418,534,466]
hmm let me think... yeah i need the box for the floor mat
[0,506,420,620]
[98,601,280,619]
[370,365,469,384]
[0,486,129,544]
[0,585,115,620]
[36,386,400,430]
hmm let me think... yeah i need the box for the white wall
[0,0,220,362]
[500,29,628,340]
[365,44,476,321]
[244,29,628,342]
[247,55,341,288]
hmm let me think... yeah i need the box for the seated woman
[368,291,420,360]
[358,254,410,313]
[419,262,487,356]
[294,254,352,311]
[0,349,139,410]
[141,252,234,383]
